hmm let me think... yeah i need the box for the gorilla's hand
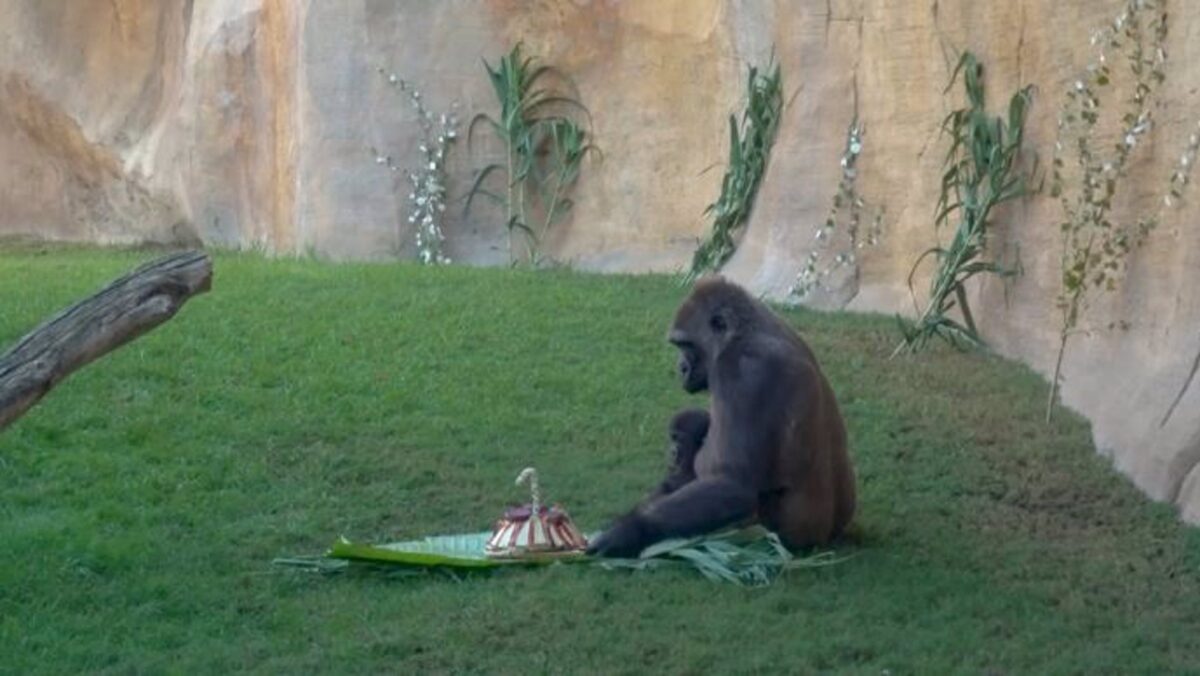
[586,512,658,558]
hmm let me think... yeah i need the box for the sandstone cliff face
[2,1,1198,522]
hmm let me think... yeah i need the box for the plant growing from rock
[373,71,459,265]
[535,118,594,250]
[790,119,884,301]
[1046,0,1199,422]
[894,52,1035,357]
[687,58,783,281]
[464,43,596,266]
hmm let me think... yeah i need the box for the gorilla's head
[667,276,754,393]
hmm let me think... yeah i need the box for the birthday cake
[485,468,588,558]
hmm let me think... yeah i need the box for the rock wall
[2,0,1199,522]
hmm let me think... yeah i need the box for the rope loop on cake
[515,467,541,513]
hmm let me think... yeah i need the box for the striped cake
[485,467,587,559]
[484,503,588,558]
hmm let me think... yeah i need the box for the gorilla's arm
[626,461,698,531]
[642,476,757,533]
[588,476,755,558]
[587,355,785,558]
[699,350,786,487]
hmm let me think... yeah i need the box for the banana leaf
[328,531,590,568]
[273,525,850,587]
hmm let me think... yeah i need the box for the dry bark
[0,250,212,430]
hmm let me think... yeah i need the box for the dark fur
[641,408,709,503]
[588,276,856,558]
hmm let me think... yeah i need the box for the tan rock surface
[1,0,1198,522]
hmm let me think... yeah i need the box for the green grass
[2,244,1198,674]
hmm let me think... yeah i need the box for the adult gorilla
[588,276,856,558]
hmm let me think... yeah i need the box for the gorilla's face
[669,281,737,394]
[669,334,708,393]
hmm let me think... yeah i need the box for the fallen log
[0,250,212,430]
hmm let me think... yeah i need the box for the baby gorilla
[642,408,710,502]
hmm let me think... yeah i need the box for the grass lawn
[2,244,1199,674]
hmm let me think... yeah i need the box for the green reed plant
[894,52,1035,357]
[465,43,596,266]
[1047,0,1198,422]
[687,58,783,281]
[534,118,595,254]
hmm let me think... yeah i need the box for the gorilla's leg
[641,468,694,504]
[762,487,836,550]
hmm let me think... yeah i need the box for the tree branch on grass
[0,250,212,430]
